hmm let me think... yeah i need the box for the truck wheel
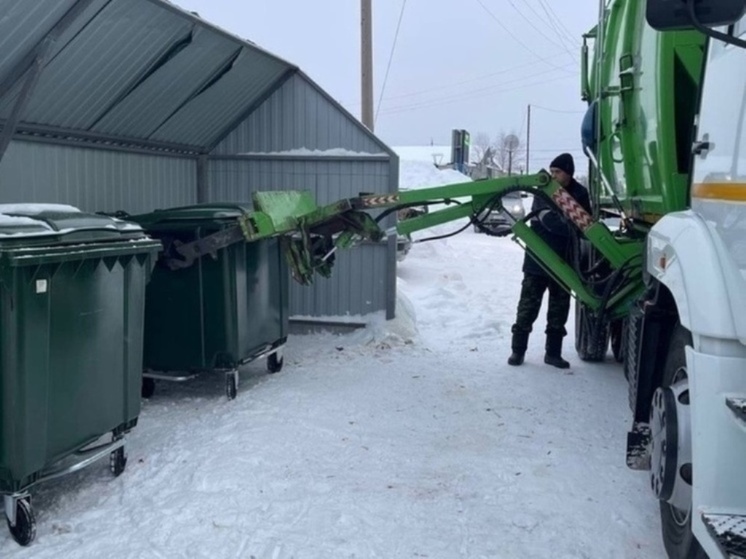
[6,498,35,546]
[574,302,609,361]
[653,324,706,559]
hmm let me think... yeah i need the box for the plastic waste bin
[130,204,289,400]
[0,204,160,546]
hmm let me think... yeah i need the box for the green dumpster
[0,204,160,546]
[130,204,289,400]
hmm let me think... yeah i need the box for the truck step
[726,398,746,425]
[626,422,651,470]
[702,513,746,558]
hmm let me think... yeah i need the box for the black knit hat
[550,153,575,177]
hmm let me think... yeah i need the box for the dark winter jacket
[522,178,592,277]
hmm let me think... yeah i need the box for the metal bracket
[38,436,125,485]
[163,225,246,270]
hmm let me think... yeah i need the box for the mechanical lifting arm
[155,170,644,324]
[241,170,646,322]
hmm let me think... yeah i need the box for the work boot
[544,354,570,369]
[508,330,529,366]
[507,351,525,366]
[545,333,570,369]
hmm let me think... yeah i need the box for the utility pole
[526,104,531,174]
[361,0,374,131]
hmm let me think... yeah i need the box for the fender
[647,210,739,340]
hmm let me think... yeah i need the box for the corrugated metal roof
[0,0,298,152]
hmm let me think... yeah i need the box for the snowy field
[1,151,665,558]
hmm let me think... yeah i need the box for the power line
[502,0,577,60]
[473,0,576,75]
[521,0,580,60]
[536,0,578,44]
[524,0,580,56]
[343,53,570,107]
[378,69,574,114]
[375,0,408,125]
[378,65,575,113]
[531,104,586,114]
[378,72,577,116]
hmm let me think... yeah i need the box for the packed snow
[1,150,665,558]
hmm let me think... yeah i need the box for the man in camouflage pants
[508,153,591,369]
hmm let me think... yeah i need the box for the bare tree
[471,132,494,165]
[494,130,526,175]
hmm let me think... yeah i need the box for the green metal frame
[242,170,645,318]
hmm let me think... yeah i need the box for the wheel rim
[650,365,692,516]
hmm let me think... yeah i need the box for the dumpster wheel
[141,377,156,399]
[225,369,239,400]
[6,497,35,546]
[267,352,284,374]
[109,446,127,477]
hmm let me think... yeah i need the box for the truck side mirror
[646,0,746,31]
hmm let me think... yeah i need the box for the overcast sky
[171,0,601,171]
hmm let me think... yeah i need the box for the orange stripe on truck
[692,183,746,202]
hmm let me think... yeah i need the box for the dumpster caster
[225,369,239,400]
[5,497,35,546]
[141,377,156,399]
[267,351,284,374]
[109,446,127,477]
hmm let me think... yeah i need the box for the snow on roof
[0,204,81,215]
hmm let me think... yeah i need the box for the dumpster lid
[0,204,145,244]
[130,203,253,226]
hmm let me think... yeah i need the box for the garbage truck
[173,1,745,556]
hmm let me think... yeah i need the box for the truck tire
[574,302,609,362]
[657,324,706,559]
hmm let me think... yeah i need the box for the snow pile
[348,292,419,350]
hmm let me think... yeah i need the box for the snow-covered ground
[1,151,665,558]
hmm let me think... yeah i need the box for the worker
[507,153,591,369]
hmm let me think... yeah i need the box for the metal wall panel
[0,140,196,214]
[207,158,393,317]
[213,73,388,156]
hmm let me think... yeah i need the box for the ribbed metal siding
[92,26,240,139]
[0,0,293,150]
[151,47,287,147]
[0,141,196,214]
[1,1,192,129]
[208,159,391,316]
[213,74,387,156]
[0,0,77,84]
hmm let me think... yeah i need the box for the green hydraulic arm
[242,170,645,321]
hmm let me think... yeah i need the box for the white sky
[1,153,663,558]
[171,0,600,172]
